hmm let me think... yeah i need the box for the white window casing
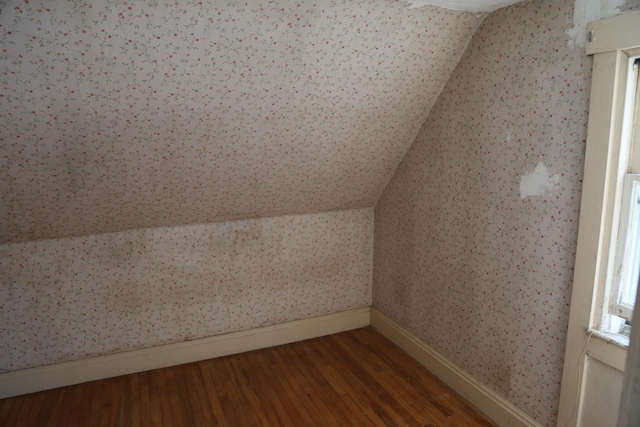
[557,10,640,427]
[610,174,640,322]
[602,58,640,330]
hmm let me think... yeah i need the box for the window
[557,11,640,427]
[602,58,640,337]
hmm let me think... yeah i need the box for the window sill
[586,328,629,371]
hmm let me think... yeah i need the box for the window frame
[610,173,640,323]
[557,10,640,427]
[601,57,640,330]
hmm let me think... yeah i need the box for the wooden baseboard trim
[370,308,543,427]
[0,307,371,399]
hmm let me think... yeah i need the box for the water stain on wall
[0,208,373,371]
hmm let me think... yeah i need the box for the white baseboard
[370,308,543,427]
[0,307,371,399]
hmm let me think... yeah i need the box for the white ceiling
[0,0,485,243]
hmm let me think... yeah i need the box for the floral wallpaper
[11,1,640,425]
[0,208,373,372]
[0,0,483,244]
[372,0,639,425]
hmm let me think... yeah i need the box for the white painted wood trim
[586,330,628,372]
[557,50,628,427]
[586,11,640,55]
[370,309,543,427]
[618,289,640,427]
[0,307,370,399]
[558,15,640,423]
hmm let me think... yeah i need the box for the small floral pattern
[9,0,639,425]
[0,0,482,244]
[0,208,373,372]
[0,0,483,379]
[372,0,625,426]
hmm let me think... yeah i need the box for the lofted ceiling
[0,0,484,244]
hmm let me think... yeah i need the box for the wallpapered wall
[372,0,629,425]
[0,0,483,244]
[0,0,483,375]
[1,208,373,372]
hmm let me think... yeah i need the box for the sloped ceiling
[0,0,484,244]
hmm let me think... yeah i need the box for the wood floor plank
[62,384,82,427]
[23,393,46,426]
[96,376,123,427]
[319,355,390,426]
[350,329,484,427]
[36,388,66,426]
[56,382,84,427]
[124,372,142,427]
[136,370,152,427]
[4,396,29,425]
[13,393,33,427]
[331,332,447,427]
[157,367,176,427]
[314,333,419,426]
[365,330,456,400]
[2,395,24,426]
[262,346,317,425]
[0,393,16,425]
[204,356,260,426]
[244,349,304,425]
[164,365,194,426]
[147,369,165,426]
[111,376,125,426]
[29,390,56,426]
[309,336,400,426]
[336,329,457,427]
[220,355,264,426]
[302,339,384,426]
[460,402,497,427]
[201,358,235,425]
[185,362,219,426]
[229,353,281,426]
[213,357,251,425]
[0,327,498,427]
[282,343,344,426]
[298,339,369,426]
[267,345,331,426]
[363,328,496,427]
[174,364,207,426]
[287,342,356,426]
[196,360,229,427]
[87,380,105,427]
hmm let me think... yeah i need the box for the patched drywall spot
[519,161,561,199]
[566,0,627,49]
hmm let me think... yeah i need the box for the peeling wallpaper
[372,0,640,425]
[0,208,372,372]
[0,0,483,244]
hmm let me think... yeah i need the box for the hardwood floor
[0,327,497,426]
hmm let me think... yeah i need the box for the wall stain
[1,209,373,371]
